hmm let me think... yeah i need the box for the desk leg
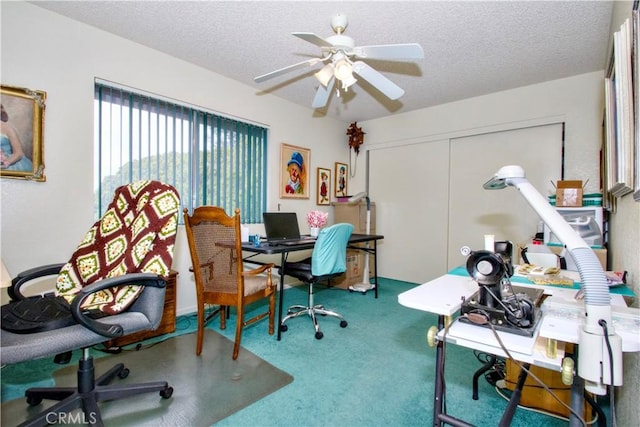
[276,252,287,341]
[373,240,379,299]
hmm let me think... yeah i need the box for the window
[94,82,268,223]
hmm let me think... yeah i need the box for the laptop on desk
[263,212,316,246]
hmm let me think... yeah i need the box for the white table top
[399,273,640,363]
[440,319,565,370]
[397,274,478,316]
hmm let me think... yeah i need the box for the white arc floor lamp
[484,165,622,395]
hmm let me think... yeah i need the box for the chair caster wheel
[280,324,288,332]
[118,367,130,379]
[315,331,324,339]
[54,351,72,365]
[160,386,173,399]
[26,394,43,406]
[339,320,348,328]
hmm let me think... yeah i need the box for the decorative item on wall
[316,167,331,205]
[346,121,365,178]
[334,162,348,198]
[0,85,46,181]
[633,7,640,202]
[280,143,310,199]
[603,77,616,211]
[604,18,634,198]
[346,121,365,155]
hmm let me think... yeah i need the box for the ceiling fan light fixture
[334,58,353,81]
[255,14,423,108]
[340,75,358,91]
[314,63,334,87]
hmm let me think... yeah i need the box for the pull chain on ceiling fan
[254,14,424,109]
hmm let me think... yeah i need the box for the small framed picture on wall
[316,167,331,205]
[280,143,310,199]
[334,162,348,198]
[1,84,47,181]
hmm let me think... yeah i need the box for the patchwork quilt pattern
[56,181,180,315]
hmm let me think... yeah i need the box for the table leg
[373,240,379,299]
[432,315,478,427]
[433,314,445,426]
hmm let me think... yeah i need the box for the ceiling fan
[254,14,424,109]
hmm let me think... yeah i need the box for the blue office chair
[279,223,354,339]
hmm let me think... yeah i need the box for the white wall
[356,71,603,190]
[0,2,348,314]
[350,71,605,280]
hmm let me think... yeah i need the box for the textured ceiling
[31,1,613,123]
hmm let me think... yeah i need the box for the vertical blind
[94,82,268,223]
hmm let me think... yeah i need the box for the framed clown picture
[316,167,331,205]
[334,162,348,198]
[280,143,310,199]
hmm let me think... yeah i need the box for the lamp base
[348,282,375,294]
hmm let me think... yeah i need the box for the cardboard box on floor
[333,249,364,289]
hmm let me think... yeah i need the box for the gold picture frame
[1,84,46,181]
[316,167,331,205]
[280,143,310,199]
[334,162,348,198]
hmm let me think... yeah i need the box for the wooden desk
[104,270,177,348]
[242,233,384,340]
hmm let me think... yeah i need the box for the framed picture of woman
[334,162,348,198]
[0,85,46,181]
[280,143,310,199]
[316,167,331,205]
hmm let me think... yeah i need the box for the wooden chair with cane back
[183,206,276,359]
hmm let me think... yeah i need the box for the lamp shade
[334,58,353,81]
[314,64,334,87]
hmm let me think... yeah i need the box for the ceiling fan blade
[292,32,333,48]
[352,61,404,100]
[353,43,424,60]
[312,77,335,109]
[254,58,322,83]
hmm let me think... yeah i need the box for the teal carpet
[2,278,597,426]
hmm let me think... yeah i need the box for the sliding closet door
[369,139,450,283]
[447,124,563,270]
